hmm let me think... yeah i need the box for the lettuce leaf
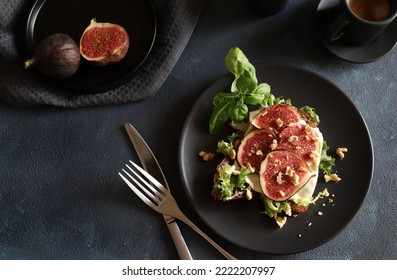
[260,194,288,218]
[213,160,251,201]
[319,141,336,175]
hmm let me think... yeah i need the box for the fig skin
[24,33,81,80]
[80,18,130,66]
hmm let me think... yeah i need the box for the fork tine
[125,163,167,201]
[118,172,158,209]
[129,161,167,195]
[122,166,161,203]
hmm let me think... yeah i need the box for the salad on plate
[202,48,346,228]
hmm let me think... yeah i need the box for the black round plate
[315,0,397,63]
[26,0,156,92]
[179,64,373,254]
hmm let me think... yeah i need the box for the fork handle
[177,213,237,260]
[164,215,193,260]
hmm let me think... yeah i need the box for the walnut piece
[336,147,348,159]
[198,150,214,162]
[324,173,341,183]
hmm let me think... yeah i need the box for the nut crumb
[269,139,278,150]
[336,147,348,159]
[324,173,341,183]
[198,150,214,162]
[276,118,283,127]
[245,189,253,200]
[229,149,236,160]
[275,216,287,228]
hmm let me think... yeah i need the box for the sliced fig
[278,123,322,167]
[251,104,301,132]
[259,150,314,201]
[237,128,276,172]
[79,18,129,66]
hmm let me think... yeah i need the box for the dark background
[1,0,396,259]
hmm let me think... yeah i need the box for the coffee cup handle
[326,13,350,41]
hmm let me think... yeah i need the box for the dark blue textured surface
[1,0,396,259]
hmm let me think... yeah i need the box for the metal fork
[119,161,236,260]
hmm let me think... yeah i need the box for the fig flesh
[237,128,276,172]
[259,150,314,202]
[278,123,323,167]
[24,33,81,80]
[79,18,130,66]
[251,104,301,133]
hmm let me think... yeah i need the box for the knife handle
[164,215,193,260]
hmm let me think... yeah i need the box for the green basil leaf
[244,92,265,105]
[254,83,271,95]
[234,65,258,93]
[229,98,248,123]
[224,47,250,77]
[209,99,234,134]
[213,92,239,106]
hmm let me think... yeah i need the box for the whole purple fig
[24,33,81,80]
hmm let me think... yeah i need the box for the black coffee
[349,0,390,21]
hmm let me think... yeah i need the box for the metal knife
[124,123,193,260]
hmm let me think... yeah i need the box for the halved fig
[251,104,301,132]
[259,150,314,201]
[278,123,322,167]
[80,18,129,66]
[237,128,276,172]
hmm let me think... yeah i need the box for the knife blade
[124,123,193,260]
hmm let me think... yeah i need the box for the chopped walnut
[270,139,278,150]
[336,147,348,159]
[309,150,319,160]
[276,172,284,184]
[198,150,214,162]
[285,166,293,177]
[291,173,300,186]
[285,166,300,186]
[229,149,236,160]
[275,216,287,228]
[246,162,255,173]
[275,118,284,127]
[324,173,341,183]
[285,203,292,216]
[298,166,308,172]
